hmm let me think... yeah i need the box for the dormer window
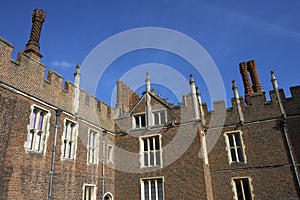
[152,110,166,126]
[133,114,146,129]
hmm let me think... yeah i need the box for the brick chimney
[239,60,264,93]
[24,9,46,62]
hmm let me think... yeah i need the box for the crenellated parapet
[0,36,115,132]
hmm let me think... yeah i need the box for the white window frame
[103,192,114,200]
[82,184,97,200]
[107,144,113,164]
[231,177,254,200]
[140,177,164,200]
[224,130,247,164]
[132,113,146,129]
[87,129,99,165]
[61,118,78,161]
[152,109,167,126]
[139,134,162,168]
[25,105,51,155]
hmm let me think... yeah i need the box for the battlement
[0,36,114,132]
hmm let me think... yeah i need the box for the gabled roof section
[127,91,172,116]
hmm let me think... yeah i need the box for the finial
[145,72,150,92]
[189,74,194,84]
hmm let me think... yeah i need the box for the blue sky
[1,1,300,109]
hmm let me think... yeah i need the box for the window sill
[229,161,247,165]
[62,157,75,162]
[26,150,44,156]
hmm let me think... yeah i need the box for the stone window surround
[224,130,247,164]
[231,177,254,200]
[152,109,167,126]
[140,176,164,200]
[107,144,113,164]
[82,183,97,200]
[132,112,146,129]
[25,104,51,156]
[61,118,78,161]
[87,128,99,165]
[139,134,162,168]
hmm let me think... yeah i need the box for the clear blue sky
[1,1,300,109]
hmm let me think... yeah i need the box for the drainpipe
[47,109,62,200]
[271,71,300,194]
[101,130,107,199]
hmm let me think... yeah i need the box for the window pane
[150,152,154,166]
[143,139,148,151]
[63,141,67,157]
[149,139,154,151]
[68,142,72,158]
[231,149,237,162]
[237,148,244,162]
[242,179,252,200]
[155,136,160,150]
[154,113,159,125]
[160,112,166,124]
[151,181,156,200]
[235,134,241,146]
[156,151,161,166]
[144,181,149,200]
[37,112,44,130]
[27,131,34,149]
[35,133,41,151]
[135,116,140,127]
[235,180,243,200]
[228,134,234,147]
[141,115,146,127]
[30,110,37,129]
[69,125,73,140]
[158,179,163,200]
[144,152,148,166]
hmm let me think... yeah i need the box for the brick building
[0,9,299,200]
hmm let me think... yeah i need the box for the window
[232,178,253,200]
[62,119,77,160]
[140,135,161,167]
[103,193,113,200]
[225,131,246,163]
[133,114,146,129]
[152,110,166,126]
[141,178,164,200]
[87,129,99,165]
[107,144,113,164]
[26,106,50,154]
[83,184,96,200]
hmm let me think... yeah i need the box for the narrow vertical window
[107,145,113,164]
[26,106,49,154]
[88,130,99,165]
[141,135,161,168]
[225,131,246,164]
[62,120,77,160]
[141,178,164,200]
[233,178,253,200]
[83,184,96,200]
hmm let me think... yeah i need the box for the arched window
[103,193,113,200]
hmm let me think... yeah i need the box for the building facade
[0,9,299,200]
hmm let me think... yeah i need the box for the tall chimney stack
[239,60,264,104]
[24,9,46,61]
